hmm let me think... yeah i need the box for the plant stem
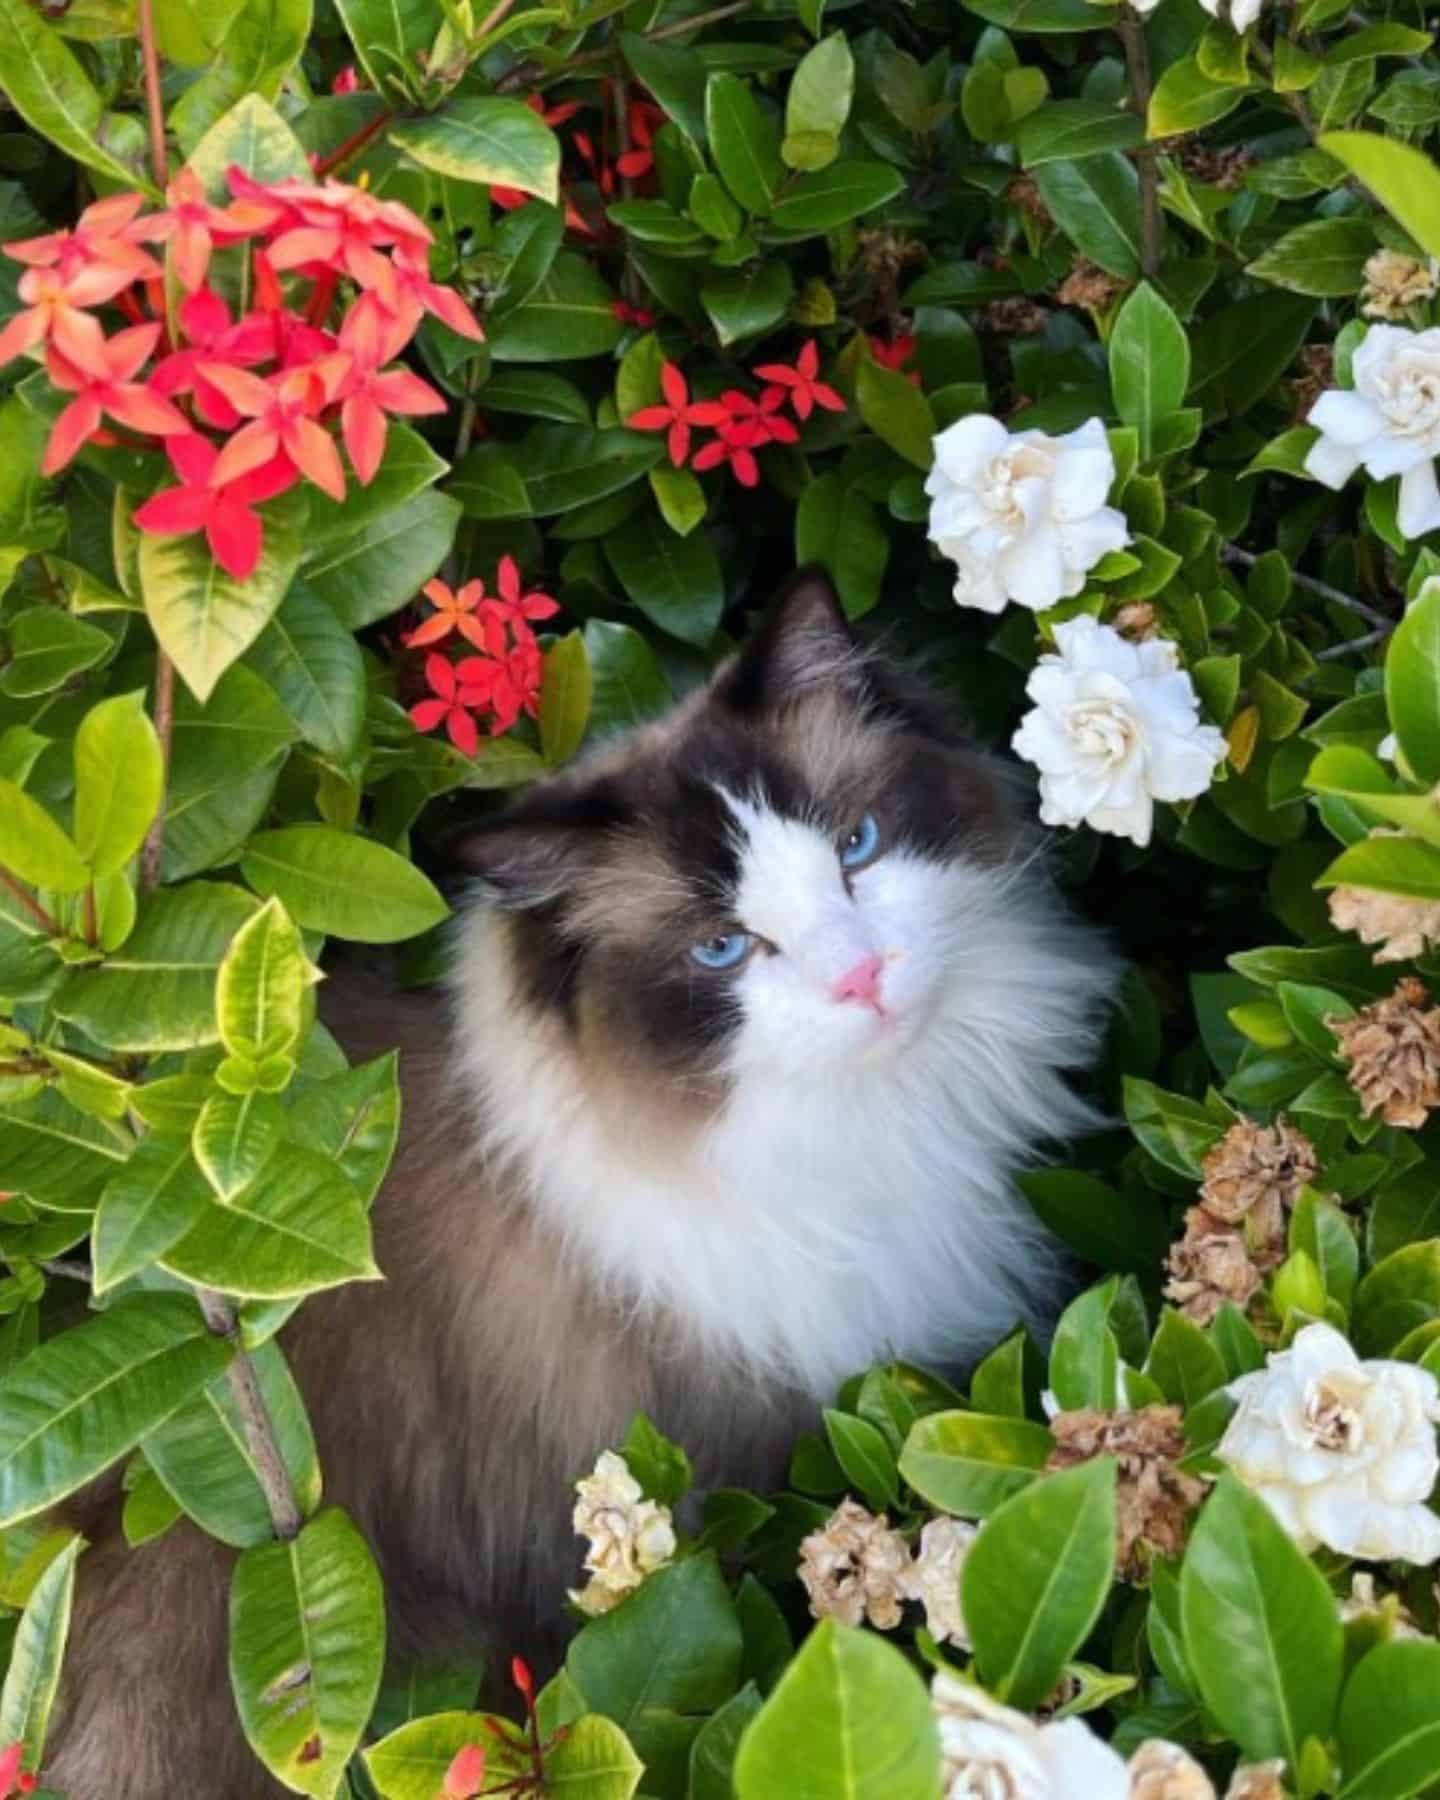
[313,108,394,180]
[198,1291,304,1540]
[474,0,519,41]
[1221,544,1394,631]
[503,0,753,89]
[136,0,168,188]
[1117,6,1161,280]
[140,653,174,893]
[1314,623,1394,661]
[42,1259,94,1284]
[0,867,60,936]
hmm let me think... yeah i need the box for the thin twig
[511,0,753,87]
[1315,624,1393,661]
[0,867,60,936]
[198,1291,304,1540]
[136,0,169,188]
[140,654,173,892]
[42,1259,94,1284]
[1117,6,1161,280]
[474,0,519,41]
[313,108,394,180]
[1221,544,1394,630]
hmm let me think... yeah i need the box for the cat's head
[450,569,1063,1101]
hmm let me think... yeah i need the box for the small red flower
[0,1739,38,1796]
[494,555,560,625]
[612,299,655,329]
[147,287,273,429]
[404,578,500,654]
[3,190,159,284]
[511,1655,536,1708]
[40,321,188,475]
[628,362,730,467]
[331,64,362,94]
[133,168,266,293]
[0,260,135,381]
[752,339,846,421]
[615,98,665,181]
[410,653,494,756]
[328,302,445,483]
[869,332,919,383]
[443,1744,487,1800]
[200,362,348,501]
[720,386,800,447]
[133,433,298,580]
[692,422,761,487]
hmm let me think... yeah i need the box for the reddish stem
[137,0,169,188]
[0,867,61,936]
[313,110,393,179]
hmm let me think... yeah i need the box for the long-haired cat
[48,571,1116,1797]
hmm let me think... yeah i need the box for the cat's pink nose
[830,953,886,1014]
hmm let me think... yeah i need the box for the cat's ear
[450,785,624,906]
[721,566,858,715]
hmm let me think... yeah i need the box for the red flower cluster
[492,88,666,234]
[628,342,845,488]
[406,556,558,753]
[868,331,920,385]
[0,1742,36,1797]
[0,170,482,580]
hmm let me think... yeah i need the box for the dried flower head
[905,1515,978,1648]
[1362,250,1438,321]
[1180,144,1255,191]
[1165,1209,1264,1325]
[857,227,926,281]
[568,1450,676,1616]
[1331,976,1440,1128]
[798,1497,914,1631]
[1113,601,1158,641]
[1329,848,1440,962]
[1006,175,1050,226]
[1290,343,1334,424]
[1199,1117,1316,1238]
[1046,1405,1207,1580]
[1057,258,1125,313]
[1128,1739,1218,1799]
[983,297,1050,337]
[1225,1762,1288,1800]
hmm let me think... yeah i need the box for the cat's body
[46,574,1115,1798]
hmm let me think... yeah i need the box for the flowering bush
[8,0,1440,1794]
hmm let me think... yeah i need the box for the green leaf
[184,92,310,201]
[516,424,663,517]
[285,1055,399,1209]
[898,1410,1052,1517]
[1318,835,1440,901]
[244,579,365,764]
[92,1132,213,1294]
[619,1414,693,1508]
[1180,1472,1343,1764]
[1032,152,1141,278]
[964,1459,1117,1709]
[701,263,794,347]
[706,72,783,214]
[1290,1188,1359,1312]
[241,826,449,945]
[72,690,163,879]
[487,253,623,363]
[1049,1279,1120,1411]
[1109,283,1189,460]
[364,1712,529,1798]
[168,0,312,153]
[0,398,63,552]
[855,357,936,470]
[1190,295,1318,416]
[962,0,1114,28]
[56,882,260,1052]
[1123,1077,1224,1178]
[0,1531,81,1775]
[605,510,723,647]
[769,163,905,234]
[0,0,152,191]
[1147,54,1249,137]
[391,97,560,204]
[140,486,307,703]
[690,1685,762,1800]
[567,1555,741,1794]
[622,32,708,148]
[161,663,295,883]
[733,1619,940,1800]
[229,1506,385,1796]
[1145,1309,1228,1408]
[304,490,461,630]
[1386,579,1440,783]
[650,464,708,536]
[143,1340,319,1549]
[584,620,672,732]
[160,1148,378,1298]
[787,32,853,151]
[1018,98,1143,166]
[1319,131,1440,261]
[1338,1640,1440,1799]
[0,607,110,698]
[450,444,533,521]
[796,472,890,619]
[216,896,313,1069]
[331,0,431,95]
[540,631,593,767]
[1353,1243,1440,1356]
[0,781,88,892]
[536,1713,644,1797]
[1016,1168,1170,1274]
[822,1409,899,1511]
[0,1294,232,1526]
[1247,218,1377,297]
[0,1087,130,1211]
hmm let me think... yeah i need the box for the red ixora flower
[404,577,497,653]
[327,301,445,484]
[200,361,348,501]
[753,339,846,421]
[0,260,136,381]
[3,190,159,284]
[132,433,298,580]
[0,1740,38,1796]
[147,286,274,429]
[443,1744,486,1800]
[131,168,268,293]
[868,331,919,383]
[612,299,655,329]
[409,653,496,756]
[41,321,188,475]
[627,362,730,467]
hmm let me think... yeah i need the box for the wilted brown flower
[983,297,1049,337]
[1006,174,1050,225]
[1331,976,1440,1128]
[798,1497,913,1630]
[1225,1762,1288,1800]
[1113,602,1158,641]
[1199,1117,1316,1240]
[1046,1406,1207,1580]
[1362,249,1437,321]
[1329,862,1440,964]
[1128,1739,1217,1799]
[856,228,925,282]
[1165,1209,1264,1324]
[1290,343,1334,423]
[1180,144,1255,191]
[1057,258,1125,313]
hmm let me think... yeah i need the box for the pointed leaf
[0,1532,82,1775]
[73,691,164,879]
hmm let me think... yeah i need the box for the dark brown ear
[722,566,857,715]
[450,783,628,907]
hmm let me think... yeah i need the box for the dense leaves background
[5,0,1440,1793]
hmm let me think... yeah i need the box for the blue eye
[690,931,754,970]
[840,812,881,870]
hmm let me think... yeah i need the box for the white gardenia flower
[1217,1322,1440,1563]
[1305,324,1440,540]
[567,1450,677,1615]
[1011,615,1227,847]
[907,1517,979,1648]
[1197,0,1266,34]
[925,414,1130,614]
[931,1671,1130,1800]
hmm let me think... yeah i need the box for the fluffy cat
[47,571,1115,1798]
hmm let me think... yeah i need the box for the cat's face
[457,571,1015,1098]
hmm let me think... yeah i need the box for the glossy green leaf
[898,1410,1052,1517]
[769,162,905,233]
[487,254,624,363]
[1247,218,1377,297]
[0,781,88,892]
[92,1132,213,1294]
[169,0,312,153]
[605,509,724,647]
[193,1090,288,1201]
[285,1055,400,1209]
[304,489,460,630]
[1033,152,1141,277]
[1109,283,1189,459]
[244,580,365,763]
[242,826,448,944]
[583,619,672,732]
[855,356,935,470]
[364,1711,531,1798]
[540,631,594,767]
[391,98,560,204]
[0,607,110,698]
[0,1531,81,1775]
[0,0,151,191]
[1319,131,1440,261]
[73,690,163,879]
[706,72,783,214]
[1018,98,1143,166]
[1338,1640,1440,1799]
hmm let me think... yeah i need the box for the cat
[47,569,1117,1798]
